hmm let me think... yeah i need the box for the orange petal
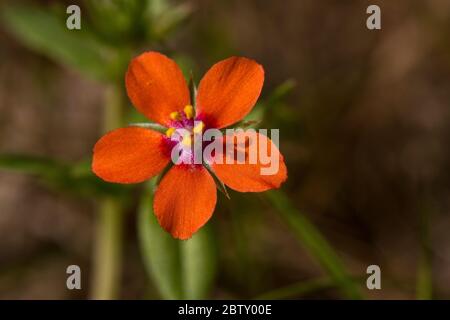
[125,51,190,126]
[92,127,170,184]
[211,132,287,192]
[196,56,264,129]
[153,165,217,240]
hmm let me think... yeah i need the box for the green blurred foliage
[0,0,192,82]
[0,154,127,198]
[1,4,113,81]
[266,190,361,299]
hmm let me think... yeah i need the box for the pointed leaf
[245,79,296,122]
[1,4,112,81]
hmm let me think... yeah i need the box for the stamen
[193,121,205,134]
[184,105,194,119]
[181,134,192,146]
[166,127,175,138]
[169,111,181,121]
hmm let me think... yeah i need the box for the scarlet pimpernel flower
[92,51,287,239]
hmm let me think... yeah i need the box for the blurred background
[0,0,449,299]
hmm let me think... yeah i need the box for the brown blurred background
[0,0,449,299]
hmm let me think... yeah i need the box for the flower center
[164,105,205,164]
[165,105,205,137]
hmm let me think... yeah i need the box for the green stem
[90,85,125,299]
[90,197,124,299]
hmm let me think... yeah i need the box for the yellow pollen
[165,127,176,138]
[169,111,181,120]
[193,121,205,134]
[184,105,194,119]
[181,134,192,146]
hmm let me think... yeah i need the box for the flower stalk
[90,85,125,299]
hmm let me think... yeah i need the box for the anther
[169,111,181,121]
[193,121,204,134]
[181,134,192,146]
[166,127,175,138]
[184,105,194,120]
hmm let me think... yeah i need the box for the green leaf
[245,79,296,122]
[138,180,217,299]
[181,225,217,299]
[266,190,362,299]
[0,154,125,197]
[0,153,63,175]
[1,4,112,81]
[264,79,296,108]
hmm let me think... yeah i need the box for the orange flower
[92,52,287,239]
